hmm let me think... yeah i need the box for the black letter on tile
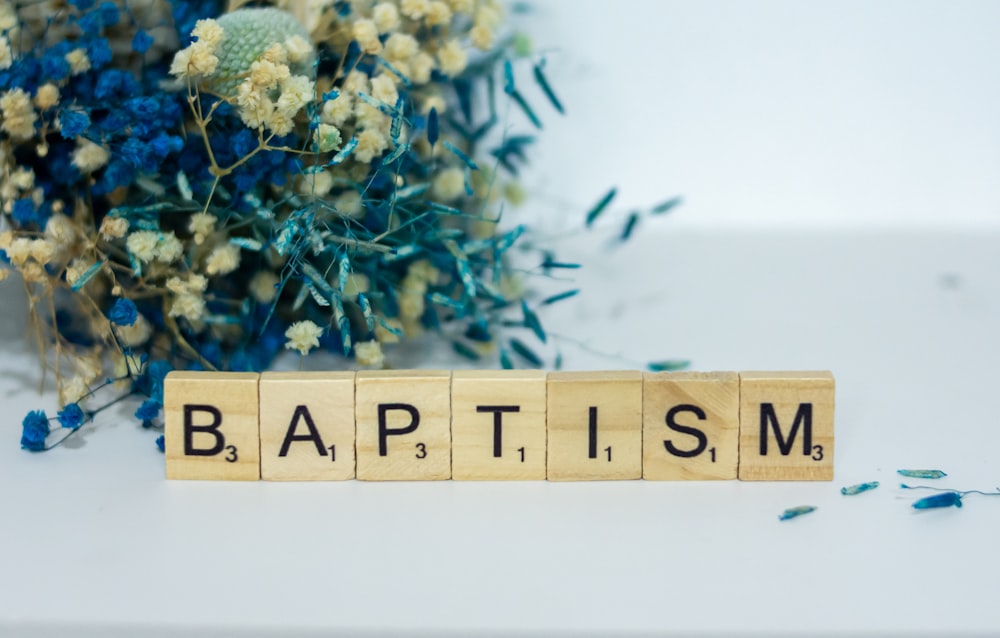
[588,406,598,459]
[184,404,225,456]
[477,405,520,457]
[760,403,812,456]
[664,404,708,458]
[278,405,327,457]
[378,403,420,456]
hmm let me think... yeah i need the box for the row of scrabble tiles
[164,370,834,481]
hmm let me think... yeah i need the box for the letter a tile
[547,371,643,481]
[738,371,835,481]
[452,370,547,480]
[260,372,356,480]
[356,370,451,481]
[643,372,739,480]
[164,372,260,481]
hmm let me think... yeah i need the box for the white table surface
[2,229,999,637]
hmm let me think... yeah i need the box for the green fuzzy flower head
[210,8,313,92]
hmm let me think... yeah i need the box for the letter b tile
[738,371,835,481]
[356,370,452,481]
[164,372,261,480]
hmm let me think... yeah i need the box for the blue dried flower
[132,30,154,54]
[156,435,165,453]
[109,298,138,326]
[135,399,161,422]
[21,411,50,451]
[59,110,91,139]
[58,404,87,430]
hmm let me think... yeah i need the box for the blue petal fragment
[912,492,962,510]
[841,481,880,496]
[427,107,439,146]
[897,469,947,479]
[585,188,617,227]
[647,360,691,372]
[541,289,579,305]
[778,505,816,521]
[442,140,479,171]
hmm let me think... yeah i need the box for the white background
[3,2,1000,636]
[520,0,1000,229]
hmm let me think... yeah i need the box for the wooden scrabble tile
[546,371,643,481]
[164,372,260,481]
[259,372,356,481]
[356,370,451,481]
[451,370,546,480]
[643,371,739,480]
[738,371,835,481]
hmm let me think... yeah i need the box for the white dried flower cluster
[0,88,37,140]
[167,274,209,322]
[284,320,323,355]
[170,19,225,78]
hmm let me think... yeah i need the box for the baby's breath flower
[343,272,370,297]
[284,320,323,356]
[0,36,10,71]
[34,84,59,111]
[6,237,31,266]
[98,216,129,240]
[432,166,466,202]
[312,123,342,153]
[373,3,401,33]
[371,74,399,106]
[296,169,335,197]
[343,70,369,95]
[401,0,430,20]
[384,33,419,61]
[374,317,404,344]
[154,232,183,263]
[0,88,37,140]
[250,271,280,303]
[117,314,153,347]
[354,128,389,163]
[59,376,90,406]
[398,291,425,320]
[410,52,435,84]
[169,293,206,322]
[284,35,313,64]
[320,93,353,127]
[72,139,110,173]
[425,1,452,26]
[355,340,385,368]
[352,19,382,55]
[126,231,159,263]
[45,214,76,248]
[335,190,364,218]
[470,24,493,50]
[188,212,216,245]
[204,243,241,276]
[65,48,91,75]
[65,259,93,288]
[437,39,468,76]
[192,19,226,49]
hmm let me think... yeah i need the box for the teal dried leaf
[69,261,104,292]
[912,492,962,510]
[898,469,947,479]
[177,171,193,201]
[395,184,429,200]
[377,316,404,337]
[229,237,263,251]
[585,188,617,227]
[442,140,479,171]
[533,61,564,114]
[541,256,580,270]
[328,137,358,165]
[307,284,330,307]
[841,481,879,496]
[291,283,309,311]
[510,91,542,129]
[508,338,543,367]
[376,56,412,88]
[389,106,405,146]
[647,360,691,372]
[427,202,466,217]
[494,225,526,252]
[427,107,439,146]
[356,91,396,116]
[503,59,516,94]
[429,292,465,311]
[358,294,375,332]
[452,340,481,361]
[650,196,683,215]
[778,505,816,521]
[620,212,640,241]
[541,289,579,305]
[521,300,546,343]
[500,348,514,370]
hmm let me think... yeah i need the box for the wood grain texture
[451,370,546,480]
[356,370,452,481]
[643,371,739,480]
[164,372,260,481]
[546,371,643,481]
[259,372,356,481]
[738,371,835,481]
